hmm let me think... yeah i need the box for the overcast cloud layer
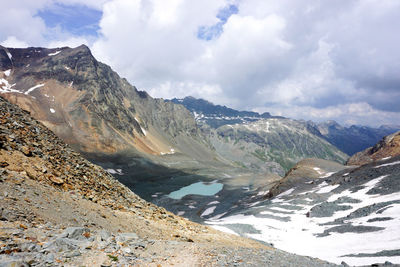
[1,0,400,127]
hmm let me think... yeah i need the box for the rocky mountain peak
[0,45,213,159]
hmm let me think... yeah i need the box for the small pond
[168,181,224,200]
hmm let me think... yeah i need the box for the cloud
[0,0,105,47]
[1,0,400,126]
[1,36,29,48]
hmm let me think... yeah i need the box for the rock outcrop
[347,131,400,166]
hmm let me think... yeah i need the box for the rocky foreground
[0,95,341,266]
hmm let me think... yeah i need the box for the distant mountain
[171,96,400,156]
[169,96,280,128]
[317,120,400,156]
[206,118,348,174]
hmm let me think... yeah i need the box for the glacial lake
[168,181,224,200]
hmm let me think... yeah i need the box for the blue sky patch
[198,4,238,41]
[37,3,102,37]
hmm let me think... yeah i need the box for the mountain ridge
[170,96,400,156]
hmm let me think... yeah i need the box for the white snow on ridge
[3,69,11,76]
[0,78,20,94]
[49,108,55,113]
[140,126,146,136]
[374,161,400,169]
[48,50,61,56]
[25,83,44,95]
[6,51,12,60]
[207,174,400,265]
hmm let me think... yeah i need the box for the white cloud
[256,102,400,127]
[1,0,400,126]
[1,36,29,48]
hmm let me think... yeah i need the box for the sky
[1,0,400,127]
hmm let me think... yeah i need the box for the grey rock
[44,238,79,252]
[98,229,112,242]
[116,232,138,243]
[20,242,40,252]
[59,227,90,240]
[64,250,81,258]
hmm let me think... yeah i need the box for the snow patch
[374,161,400,169]
[3,69,11,76]
[208,201,220,205]
[207,174,399,265]
[0,78,20,94]
[49,108,56,113]
[201,206,216,217]
[105,168,124,175]
[140,126,146,136]
[315,184,340,194]
[48,50,61,56]
[6,51,12,60]
[25,83,44,95]
[276,188,295,198]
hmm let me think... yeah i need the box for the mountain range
[171,96,400,156]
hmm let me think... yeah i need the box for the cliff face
[347,131,400,165]
[0,45,208,157]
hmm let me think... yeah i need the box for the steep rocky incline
[0,96,342,266]
[347,131,400,166]
[0,45,214,160]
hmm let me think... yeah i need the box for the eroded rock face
[0,45,204,156]
[347,131,400,166]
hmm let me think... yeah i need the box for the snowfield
[206,163,400,266]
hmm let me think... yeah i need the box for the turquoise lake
[168,182,224,200]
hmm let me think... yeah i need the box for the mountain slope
[206,118,348,174]
[0,45,216,162]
